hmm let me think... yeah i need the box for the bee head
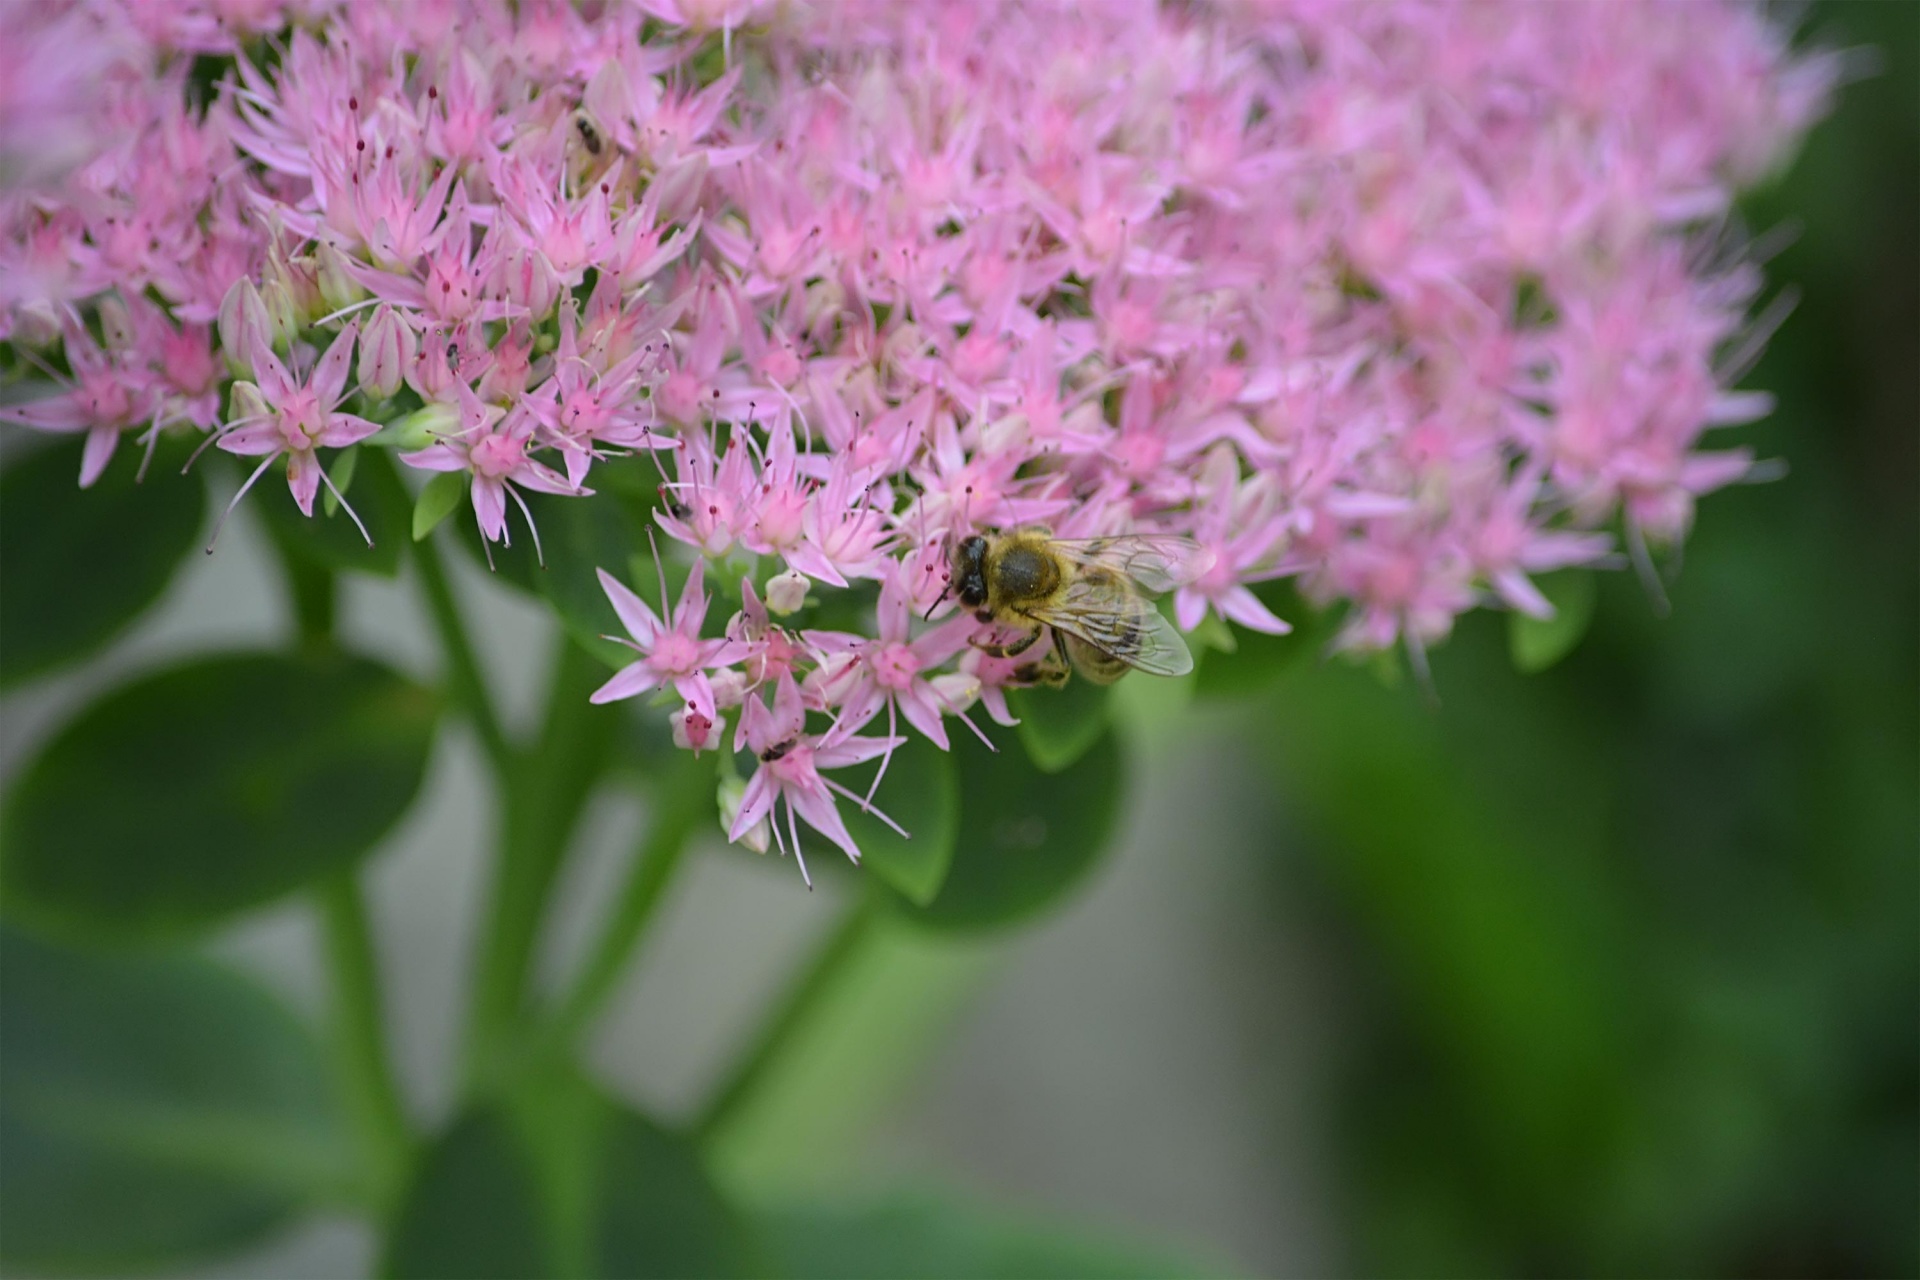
[953,535,990,609]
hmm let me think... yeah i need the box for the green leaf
[593,1107,754,1278]
[1,651,438,942]
[1005,676,1110,773]
[1193,580,1320,699]
[0,435,206,689]
[322,445,359,516]
[758,1193,1207,1279]
[381,1107,550,1280]
[0,926,349,1275]
[890,728,1123,932]
[1507,570,1598,674]
[827,735,959,906]
[454,457,663,668]
[385,1080,751,1279]
[259,446,410,578]
[411,469,467,542]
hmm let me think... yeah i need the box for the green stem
[412,529,514,778]
[463,639,618,1088]
[316,874,412,1209]
[543,754,714,1052]
[694,894,881,1141]
[264,546,410,1207]
[278,548,337,645]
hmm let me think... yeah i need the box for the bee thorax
[993,544,1058,599]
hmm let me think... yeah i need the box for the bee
[573,111,603,157]
[946,527,1213,685]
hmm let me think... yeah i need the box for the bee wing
[1046,535,1215,593]
[1027,574,1196,677]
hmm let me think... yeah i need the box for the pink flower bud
[217,279,270,377]
[649,154,708,224]
[274,252,325,324]
[359,305,415,401]
[671,707,719,754]
[314,242,364,315]
[493,245,560,320]
[258,279,300,352]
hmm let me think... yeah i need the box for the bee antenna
[923,582,949,623]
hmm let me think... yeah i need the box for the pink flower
[809,565,982,753]
[590,558,750,720]
[729,674,904,887]
[0,0,1833,749]
[400,383,580,551]
[1,309,162,487]
[213,324,378,537]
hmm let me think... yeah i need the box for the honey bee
[946,527,1213,685]
[573,111,603,156]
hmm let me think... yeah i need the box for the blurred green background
[1250,3,1917,1271]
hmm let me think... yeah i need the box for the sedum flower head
[0,0,1834,875]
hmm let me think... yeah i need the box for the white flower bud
[765,569,810,616]
[10,301,59,349]
[228,380,270,426]
[314,241,364,314]
[387,401,458,452]
[708,667,749,709]
[717,774,769,855]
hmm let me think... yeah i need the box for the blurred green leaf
[323,445,358,516]
[385,1077,750,1279]
[0,435,206,689]
[410,469,466,542]
[1508,570,1598,674]
[593,1107,754,1278]
[1006,676,1110,773]
[1192,582,1320,699]
[758,1193,1207,1279]
[0,926,348,1275]
[259,445,410,578]
[1264,634,1633,1191]
[1,651,438,942]
[829,734,958,906]
[381,1107,549,1280]
[454,457,663,668]
[891,728,1122,932]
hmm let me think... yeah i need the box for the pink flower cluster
[0,0,1830,874]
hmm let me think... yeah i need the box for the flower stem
[316,872,412,1209]
[542,753,715,1052]
[463,638,618,1089]
[264,542,410,1202]
[412,529,514,778]
[694,893,880,1142]
[276,540,337,646]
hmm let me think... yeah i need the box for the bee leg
[972,623,1043,659]
[1014,635,1070,688]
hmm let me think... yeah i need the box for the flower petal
[590,661,663,705]
[596,568,663,646]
